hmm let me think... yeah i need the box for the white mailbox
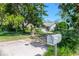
[47,34,62,46]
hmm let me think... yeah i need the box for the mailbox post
[55,44,57,56]
[47,34,62,56]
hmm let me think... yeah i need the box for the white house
[41,22,56,33]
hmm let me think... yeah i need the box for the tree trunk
[22,23,25,33]
[30,24,35,36]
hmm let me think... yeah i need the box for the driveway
[0,40,47,56]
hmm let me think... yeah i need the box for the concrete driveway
[0,40,47,56]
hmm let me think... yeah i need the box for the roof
[43,22,56,27]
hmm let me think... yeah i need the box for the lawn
[0,32,31,42]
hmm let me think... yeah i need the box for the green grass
[0,32,31,42]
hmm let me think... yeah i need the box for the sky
[44,3,61,22]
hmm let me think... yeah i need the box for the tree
[17,3,48,34]
[58,3,79,55]
[59,3,79,31]
[0,4,6,29]
[2,14,24,31]
[0,3,48,34]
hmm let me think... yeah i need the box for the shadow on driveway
[29,41,48,49]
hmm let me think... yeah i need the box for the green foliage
[59,3,79,31]
[2,14,24,31]
[0,3,48,33]
[44,46,54,56]
[13,15,24,31]
[35,28,44,35]
[55,21,79,55]
[44,45,74,56]
[58,46,74,56]
[57,3,79,55]
[57,22,68,30]
[59,29,79,49]
[54,20,79,56]
[25,27,31,33]
[54,29,79,55]
[2,14,15,31]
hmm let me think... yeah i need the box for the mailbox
[47,34,62,46]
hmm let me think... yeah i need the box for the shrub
[56,22,68,30]
[58,46,74,56]
[44,45,75,56]
[35,28,44,35]
[44,45,54,56]
[59,29,79,50]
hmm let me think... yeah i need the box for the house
[41,22,56,33]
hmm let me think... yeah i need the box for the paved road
[0,40,47,56]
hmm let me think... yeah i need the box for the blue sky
[44,3,60,22]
